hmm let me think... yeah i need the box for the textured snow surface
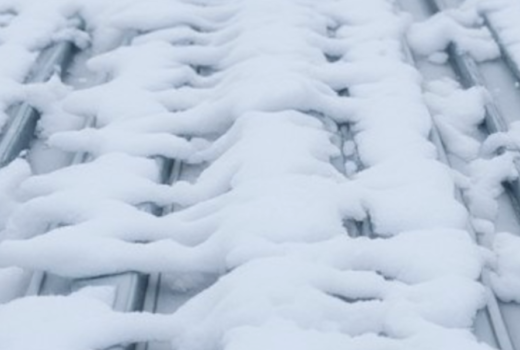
[408,10,499,62]
[479,0,520,66]
[0,286,174,350]
[428,0,520,299]
[0,0,515,349]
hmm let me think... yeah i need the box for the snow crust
[0,0,505,349]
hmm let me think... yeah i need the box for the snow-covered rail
[400,0,520,349]
[0,1,515,350]
[0,27,79,167]
[0,26,160,322]
[429,0,520,218]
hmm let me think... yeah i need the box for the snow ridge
[0,0,494,349]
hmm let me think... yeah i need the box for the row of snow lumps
[326,1,470,234]
[0,0,346,287]
[45,1,350,138]
[477,0,520,66]
[0,0,474,295]
[404,0,520,306]
[0,1,493,350]
[0,0,225,243]
[0,0,230,305]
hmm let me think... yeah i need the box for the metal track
[8,30,179,350]
[0,28,80,167]
[8,4,518,349]
[13,29,204,350]
[135,160,183,350]
[399,0,520,349]
[432,0,520,220]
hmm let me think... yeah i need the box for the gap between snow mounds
[0,1,499,350]
[400,0,520,349]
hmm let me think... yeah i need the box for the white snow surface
[477,0,520,67]
[424,0,520,299]
[407,10,499,62]
[0,286,174,350]
[0,0,506,349]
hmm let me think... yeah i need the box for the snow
[425,78,488,161]
[407,11,499,62]
[464,153,518,231]
[478,0,520,69]
[355,158,467,234]
[0,159,30,228]
[0,0,508,349]
[421,77,518,235]
[491,232,520,303]
[409,0,520,307]
[169,256,488,350]
[482,121,520,156]
[223,321,494,350]
[0,286,174,350]
[0,159,31,302]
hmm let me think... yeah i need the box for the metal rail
[134,160,184,350]
[428,0,520,237]
[424,1,520,225]
[399,1,518,349]
[0,25,81,167]
[11,30,177,350]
